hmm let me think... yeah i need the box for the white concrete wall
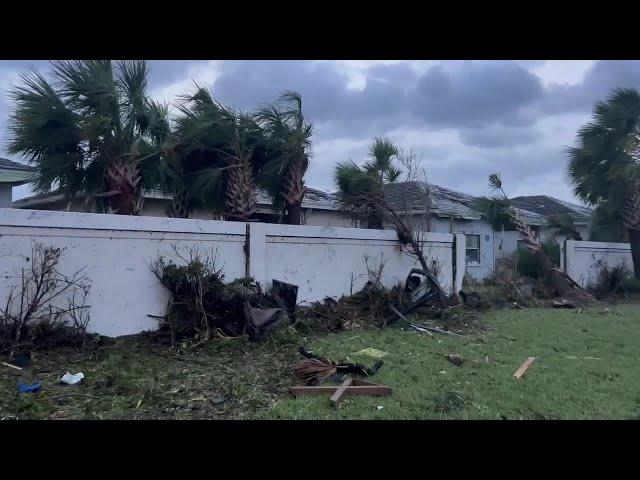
[0,185,12,208]
[562,240,633,288]
[0,208,459,337]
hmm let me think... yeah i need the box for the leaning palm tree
[164,87,266,221]
[8,60,169,215]
[334,137,400,228]
[568,88,640,278]
[476,174,593,301]
[255,91,313,225]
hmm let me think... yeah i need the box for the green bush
[622,277,640,293]
[516,240,560,279]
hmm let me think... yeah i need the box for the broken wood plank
[330,377,354,408]
[289,385,392,397]
[1,362,22,371]
[513,356,536,379]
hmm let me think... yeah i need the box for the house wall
[561,240,633,288]
[0,185,11,208]
[429,217,495,280]
[304,209,354,228]
[0,208,460,337]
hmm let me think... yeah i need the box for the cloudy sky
[2,60,639,203]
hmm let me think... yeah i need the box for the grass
[2,303,640,420]
[265,303,640,420]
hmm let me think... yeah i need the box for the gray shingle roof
[382,181,547,224]
[509,195,592,224]
[0,157,33,184]
[383,181,482,220]
[15,187,342,211]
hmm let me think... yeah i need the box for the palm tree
[8,60,169,215]
[255,91,313,225]
[163,87,267,221]
[567,88,640,278]
[334,137,401,228]
[477,174,593,301]
[547,214,582,241]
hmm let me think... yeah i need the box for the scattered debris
[151,251,290,344]
[354,348,388,359]
[446,354,464,367]
[513,356,536,379]
[60,372,85,385]
[552,299,576,309]
[433,391,467,413]
[293,347,384,385]
[290,377,392,409]
[1,361,22,371]
[271,280,298,316]
[377,405,384,411]
[18,381,41,393]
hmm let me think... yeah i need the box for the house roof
[0,158,34,185]
[382,181,547,224]
[509,195,592,224]
[13,187,341,211]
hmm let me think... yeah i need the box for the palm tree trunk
[623,177,640,278]
[224,156,256,221]
[629,229,640,279]
[510,211,593,300]
[104,158,143,215]
[282,154,307,225]
[167,187,190,218]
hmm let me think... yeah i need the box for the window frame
[465,234,481,266]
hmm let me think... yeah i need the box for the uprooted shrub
[0,244,93,357]
[294,282,408,333]
[150,247,287,346]
[516,239,561,279]
[589,262,633,299]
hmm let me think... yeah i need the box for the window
[465,234,480,265]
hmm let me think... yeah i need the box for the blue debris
[18,381,41,393]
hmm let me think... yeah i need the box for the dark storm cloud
[410,61,544,128]
[459,125,541,148]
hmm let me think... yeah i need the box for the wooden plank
[352,378,384,387]
[513,356,536,379]
[1,362,22,371]
[330,378,354,408]
[290,385,392,396]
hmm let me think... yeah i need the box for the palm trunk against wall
[509,211,593,300]
[167,187,190,218]
[623,177,640,279]
[104,158,143,215]
[282,154,307,225]
[224,154,257,221]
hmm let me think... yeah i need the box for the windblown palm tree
[163,87,266,220]
[334,137,401,228]
[477,174,593,301]
[255,91,313,225]
[568,88,640,278]
[8,60,170,215]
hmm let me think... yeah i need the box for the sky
[2,59,639,204]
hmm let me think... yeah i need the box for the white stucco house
[0,158,33,208]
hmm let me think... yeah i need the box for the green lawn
[2,303,639,420]
[265,303,640,420]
